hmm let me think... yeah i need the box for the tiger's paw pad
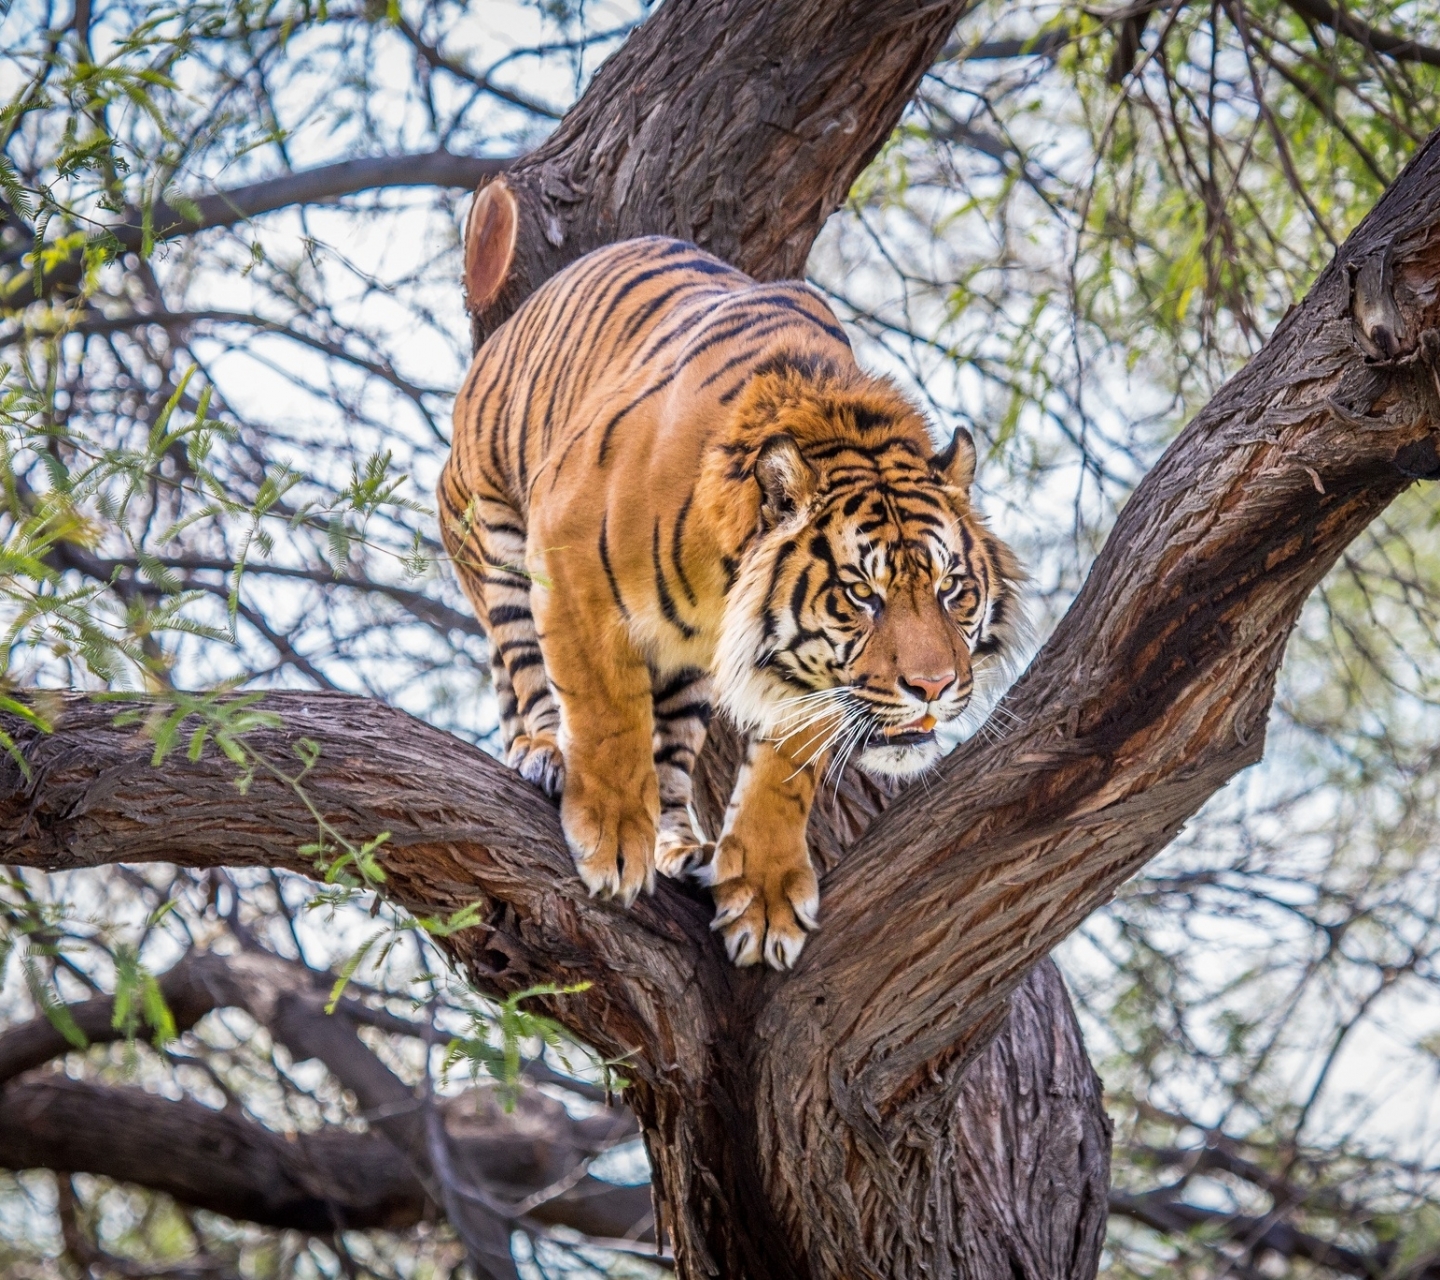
[710,864,819,970]
[508,734,566,799]
[562,791,656,907]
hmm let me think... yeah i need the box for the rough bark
[0,691,1109,1279]
[469,0,979,345]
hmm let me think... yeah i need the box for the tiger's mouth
[863,712,938,750]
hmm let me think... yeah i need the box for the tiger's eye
[846,582,875,605]
[937,574,958,594]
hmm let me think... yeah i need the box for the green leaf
[325,932,381,1013]
[23,954,88,1050]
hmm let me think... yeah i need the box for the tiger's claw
[708,838,818,970]
[561,773,657,907]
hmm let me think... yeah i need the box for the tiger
[439,234,1023,970]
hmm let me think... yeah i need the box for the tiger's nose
[898,672,956,703]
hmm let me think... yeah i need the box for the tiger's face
[716,425,1023,780]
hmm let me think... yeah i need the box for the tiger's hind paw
[508,733,566,798]
[654,813,713,881]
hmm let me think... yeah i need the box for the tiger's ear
[932,427,977,494]
[754,434,816,527]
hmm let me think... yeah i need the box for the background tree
[5,1,1440,1277]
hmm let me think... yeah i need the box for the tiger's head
[714,364,1024,780]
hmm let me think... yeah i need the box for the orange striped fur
[440,237,1022,969]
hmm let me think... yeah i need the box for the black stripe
[670,493,698,605]
[789,565,812,625]
[653,668,704,705]
[655,701,712,725]
[654,743,696,765]
[592,243,728,343]
[488,605,533,626]
[599,515,629,618]
[597,376,678,466]
[689,317,812,387]
[653,520,697,638]
[478,516,526,537]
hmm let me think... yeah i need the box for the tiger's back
[443,236,853,520]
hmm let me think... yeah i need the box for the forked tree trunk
[7,2,1440,1277]
[463,3,1113,1271]
[0,694,1110,1278]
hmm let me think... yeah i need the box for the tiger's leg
[700,733,822,970]
[533,566,659,905]
[650,667,713,880]
[444,489,565,796]
[489,641,523,750]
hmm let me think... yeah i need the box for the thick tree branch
[471,0,980,343]
[700,141,1440,1273]
[0,693,1108,1276]
[0,1076,427,1231]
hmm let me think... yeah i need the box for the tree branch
[3,150,511,310]
[0,1076,654,1240]
[0,692,1109,1274]
[0,693,707,1051]
[0,947,231,1085]
[1107,1188,1435,1277]
[759,126,1440,1130]
[0,1076,428,1231]
[471,0,981,343]
[1281,0,1440,69]
[142,151,510,241]
[48,544,483,641]
[0,946,652,1249]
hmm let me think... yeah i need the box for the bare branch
[0,1076,654,1240]
[1,1076,428,1231]
[1108,1189,1427,1277]
[5,150,512,309]
[0,945,652,1248]
[1282,0,1440,69]
[142,151,509,239]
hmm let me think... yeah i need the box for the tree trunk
[468,0,982,345]
[8,1,1440,1276]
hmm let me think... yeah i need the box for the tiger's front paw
[507,732,566,798]
[561,776,657,906]
[706,836,819,970]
